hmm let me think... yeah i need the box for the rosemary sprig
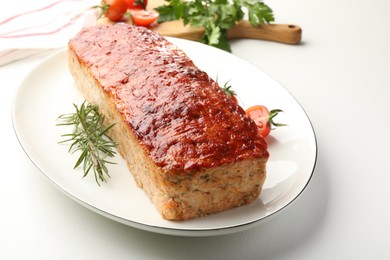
[57,101,118,186]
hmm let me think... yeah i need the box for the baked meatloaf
[68,23,269,221]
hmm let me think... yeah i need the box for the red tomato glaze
[69,23,269,172]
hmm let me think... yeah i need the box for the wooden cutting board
[99,0,302,45]
[151,19,302,44]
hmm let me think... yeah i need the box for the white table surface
[1,0,390,259]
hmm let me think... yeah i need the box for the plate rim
[11,40,318,236]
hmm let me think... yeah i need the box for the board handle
[227,21,302,45]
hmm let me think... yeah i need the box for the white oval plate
[12,38,317,237]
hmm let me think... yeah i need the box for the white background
[1,0,390,259]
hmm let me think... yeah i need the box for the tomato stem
[221,81,236,98]
[268,109,287,129]
[134,0,147,9]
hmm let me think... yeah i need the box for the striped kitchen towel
[0,0,100,66]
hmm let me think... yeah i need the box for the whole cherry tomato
[102,0,128,22]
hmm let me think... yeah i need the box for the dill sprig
[57,101,118,186]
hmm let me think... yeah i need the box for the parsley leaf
[156,0,184,21]
[243,0,275,26]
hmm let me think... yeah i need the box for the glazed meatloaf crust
[68,23,269,220]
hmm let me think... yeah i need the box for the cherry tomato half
[103,0,128,22]
[245,105,285,138]
[246,105,271,138]
[125,0,148,10]
[130,9,159,27]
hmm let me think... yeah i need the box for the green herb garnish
[57,101,118,186]
[156,0,274,52]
